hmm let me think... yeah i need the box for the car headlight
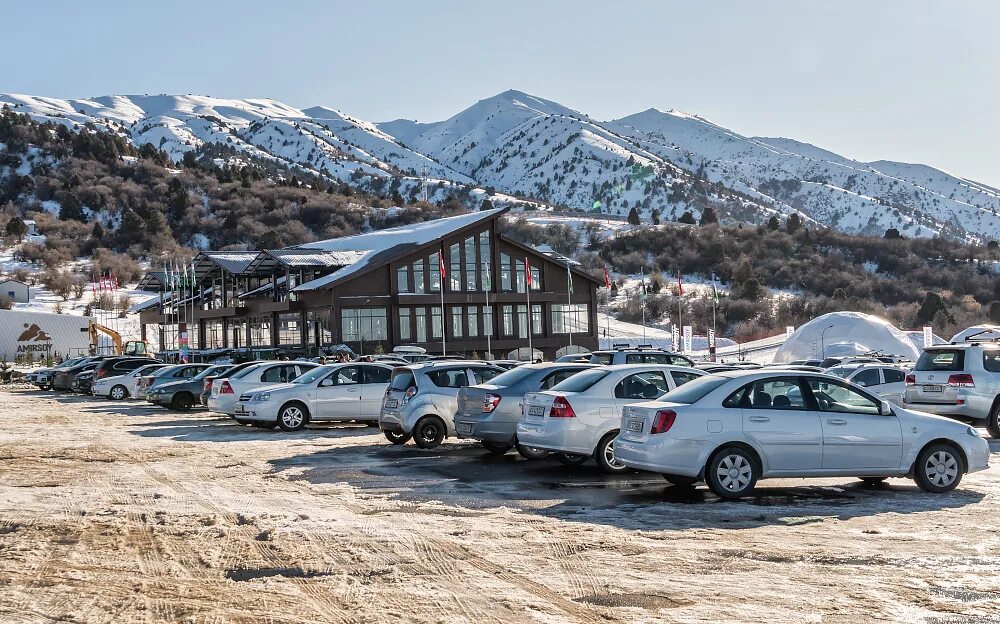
[251,392,271,402]
[968,426,981,438]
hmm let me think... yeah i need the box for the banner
[786,325,795,338]
[922,326,933,348]
[708,328,716,348]
[683,325,692,353]
[671,325,680,353]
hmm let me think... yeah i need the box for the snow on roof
[293,208,505,291]
[202,251,259,274]
[263,249,369,268]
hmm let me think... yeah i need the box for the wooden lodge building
[135,208,601,361]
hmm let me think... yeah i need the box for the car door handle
[826,418,848,426]
[748,416,770,423]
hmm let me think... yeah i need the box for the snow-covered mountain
[3,90,998,242]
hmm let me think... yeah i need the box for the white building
[0,279,30,303]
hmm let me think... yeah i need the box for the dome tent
[773,312,920,363]
[949,324,1000,343]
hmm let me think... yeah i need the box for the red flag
[525,258,532,286]
[439,248,447,279]
[603,265,611,289]
[677,271,684,296]
[112,273,119,292]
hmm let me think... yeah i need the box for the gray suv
[903,342,1000,437]
[590,348,694,367]
[454,362,596,458]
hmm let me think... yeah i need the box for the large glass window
[431,306,442,339]
[415,308,427,343]
[552,304,590,334]
[479,231,490,267]
[429,252,441,292]
[464,237,477,291]
[531,304,543,336]
[500,253,512,291]
[483,305,493,337]
[248,315,271,347]
[517,304,528,339]
[396,266,409,293]
[515,259,526,293]
[449,244,461,292]
[341,308,388,342]
[529,263,541,291]
[502,305,514,337]
[307,309,332,346]
[399,307,411,341]
[204,319,224,349]
[467,306,479,338]
[277,312,301,346]
[413,259,425,294]
[451,306,464,338]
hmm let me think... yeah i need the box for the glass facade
[451,306,464,338]
[341,308,388,342]
[429,252,441,292]
[413,259,425,294]
[277,312,301,345]
[204,319,224,349]
[517,305,528,339]
[399,307,411,341]
[501,254,512,291]
[248,315,271,347]
[431,306,442,339]
[467,306,479,337]
[464,237,477,291]
[307,309,332,346]
[502,305,514,337]
[415,308,427,343]
[397,266,408,293]
[449,244,461,292]
[552,304,590,334]
[531,304,543,336]
[482,305,493,337]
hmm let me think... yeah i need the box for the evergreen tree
[699,206,718,226]
[651,210,660,225]
[4,216,26,238]
[990,301,1000,325]
[916,291,952,326]
[91,221,105,239]
[785,213,802,234]
[766,215,780,231]
[884,227,902,239]
[678,211,696,225]
[627,207,640,225]
[57,192,86,222]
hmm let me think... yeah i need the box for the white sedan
[615,370,990,498]
[92,363,168,400]
[207,361,317,416]
[516,365,705,473]
[233,363,393,431]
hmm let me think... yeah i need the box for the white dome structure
[773,312,921,363]
[950,324,1000,343]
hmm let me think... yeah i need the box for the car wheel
[860,477,888,486]
[663,474,698,486]
[987,400,1000,439]
[554,453,590,466]
[108,385,128,400]
[595,431,630,474]
[383,430,411,445]
[170,393,194,411]
[481,441,512,455]
[706,446,759,499]
[413,416,446,449]
[914,443,964,493]
[515,441,549,460]
[277,403,308,432]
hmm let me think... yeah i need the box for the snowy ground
[1,389,998,623]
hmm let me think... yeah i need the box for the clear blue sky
[3,0,997,185]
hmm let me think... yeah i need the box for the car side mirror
[880,401,892,416]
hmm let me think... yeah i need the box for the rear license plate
[385,398,399,408]
[923,384,943,393]
[626,419,644,433]
[527,405,545,417]
[456,423,472,435]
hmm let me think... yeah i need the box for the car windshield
[825,367,852,379]
[483,366,538,388]
[293,366,333,385]
[915,349,965,372]
[550,369,610,393]
[658,375,729,404]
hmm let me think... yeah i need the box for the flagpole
[677,271,683,354]
[526,260,533,361]
[439,247,447,356]
[566,259,573,349]
[484,263,492,360]
[640,269,646,344]
[712,273,718,362]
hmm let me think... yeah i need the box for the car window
[851,368,881,387]
[590,353,613,365]
[540,369,584,390]
[487,366,537,387]
[663,375,729,405]
[426,368,470,388]
[807,379,880,415]
[471,367,501,384]
[671,370,701,387]
[615,372,669,400]
[737,378,807,410]
[362,366,391,384]
[984,351,1000,373]
[261,365,295,383]
[325,366,359,385]
[915,349,965,372]
[389,370,416,390]
[882,368,906,383]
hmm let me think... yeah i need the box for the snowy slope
[4,90,999,241]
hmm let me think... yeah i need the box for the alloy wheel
[110,386,126,400]
[602,438,625,469]
[923,450,959,488]
[281,407,304,429]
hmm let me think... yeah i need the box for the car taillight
[905,374,915,385]
[549,396,576,418]
[650,409,677,435]
[482,393,501,413]
[947,373,975,387]
[220,380,234,394]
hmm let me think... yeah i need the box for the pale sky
[2,0,997,185]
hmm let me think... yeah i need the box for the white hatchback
[232,363,393,431]
[515,364,705,473]
[615,370,990,498]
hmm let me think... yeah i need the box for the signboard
[786,325,795,338]
[671,325,680,353]
[708,328,716,348]
[683,325,692,353]
[179,329,189,363]
[922,326,933,348]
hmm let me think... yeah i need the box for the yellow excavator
[87,321,152,356]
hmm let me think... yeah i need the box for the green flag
[566,262,574,294]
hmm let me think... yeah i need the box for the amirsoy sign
[16,323,53,357]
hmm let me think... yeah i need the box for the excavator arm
[88,321,150,356]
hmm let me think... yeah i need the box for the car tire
[706,446,759,499]
[413,416,446,449]
[595,431,630,474]
[554,452,590,466]
[170,393,194,411]
[277,403,308,432]
[663,474,698,487]
[481,441,512,455]
[515,441,549,460]
[987,400,1000,439]
[109,385,128,400]
[383,430,411,445]
[914,443,964,493]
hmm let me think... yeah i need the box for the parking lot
[1,388,999,623]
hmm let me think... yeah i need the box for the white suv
[379,362,504,449]
[903,342,1000,437]
[589,348,694,367]
[824,363,909,404]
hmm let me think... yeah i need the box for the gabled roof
[497,233,603,284]
[244,249,369,273]
[293,207,507,292]
[0,278,29,286]
[198,251,259,275]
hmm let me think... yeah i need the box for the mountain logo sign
[17,323,53,356]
